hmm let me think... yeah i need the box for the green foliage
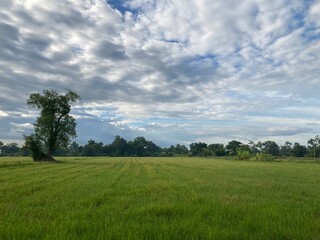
[255,153,275,161]
[237,149,251,160]
[307,135,320,158]
[226,140,242,155]
[166,144,189,156]
[199,147,211,157]
[208,143,226,156]
[0,157,320,239]
[292,142,307,157]
[82,139,104,156]
[109,135,128,156]
[189,142,207,156]
[24,135,45,161]
[261,141,280,156]
[280,141,293,157]
[25,89,80,159]
[0,142,20,156]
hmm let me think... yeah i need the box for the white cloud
[0,111,8,117]
[0,0,319,146]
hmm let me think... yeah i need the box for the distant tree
[208,143,226,156]
[200,147,211,157]
[280,141,293,157]
[145,140,162,156]
[68,141,82,156]
[189,142,207,156]
[238,144,251,152]
[102,144,111,156]
[256,141,263,153]
[248,140,258,156]
[307,136,320,158]
[130,137,148,156]
[292,142,307,157]
[166,144,189,156]
[166,145,175,156]
[0,142,20,156]
[174,144,189,156]
[226,140,242,155]
[25,89,80,161]
[109,136,128,156]
[261,141,280,156]
[82,140,103,156]
[128,137,161,157]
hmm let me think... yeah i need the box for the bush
[237,149,251,160]
[24,135,45,161]
[215,149,227,156]
[255,153,275,161]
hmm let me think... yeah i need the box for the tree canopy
[2,135,320,159]
[25,89,80,161]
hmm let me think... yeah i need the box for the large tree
[25,89,80,161]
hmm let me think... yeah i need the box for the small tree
[237,149,251,160]
[25,89,80,161]
[24,134,45,161]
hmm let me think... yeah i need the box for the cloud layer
[0,0,320,146]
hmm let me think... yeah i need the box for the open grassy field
[0,157,319,239]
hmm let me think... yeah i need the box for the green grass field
[0,157,319,239]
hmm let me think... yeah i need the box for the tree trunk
[41,147,57,161]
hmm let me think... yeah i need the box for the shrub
[255,153,275,161]
[237,149,251,160]
[24,135,45,161]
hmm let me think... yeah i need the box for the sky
[0,0,320,147]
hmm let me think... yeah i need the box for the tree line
[4,89,319,161]
[2,136,320,159]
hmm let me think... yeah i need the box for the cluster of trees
[66,136,162,157]
[39,136,320,158]
[188,140,309,158]
[0,142,22,156]
[1,136,318,158]
[1,136,320,158]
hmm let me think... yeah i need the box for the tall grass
[0,157,319,239]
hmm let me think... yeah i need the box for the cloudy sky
[1,0,320,146]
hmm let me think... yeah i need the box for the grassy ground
[0,156,319,239]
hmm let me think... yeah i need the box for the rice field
[0,156,319,239]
